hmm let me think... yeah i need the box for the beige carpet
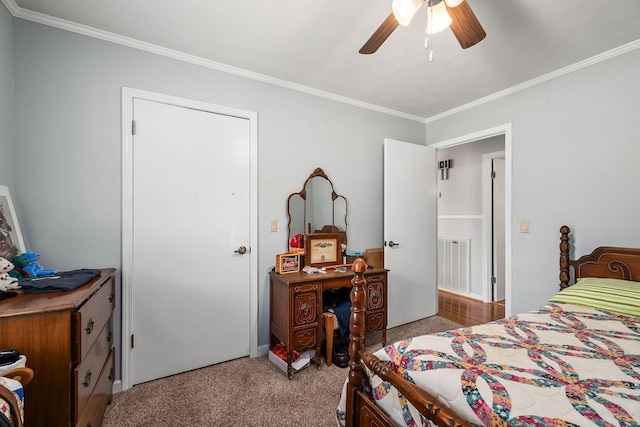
[103,315,462,427]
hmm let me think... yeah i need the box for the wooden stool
[2,367,34,386]
[322,312,340,366]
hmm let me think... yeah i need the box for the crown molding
[4,0,638,125]
[2,0,425,124]
[0,0,17,14]
[425,38,640,123]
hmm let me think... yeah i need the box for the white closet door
[131,98,251,385]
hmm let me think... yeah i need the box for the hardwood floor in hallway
[438,289,505,327]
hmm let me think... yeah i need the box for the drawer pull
[85,318,95,335]
[109,293,114,303]
[107,330,113,343]
[83,370,92,387]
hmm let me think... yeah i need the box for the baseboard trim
[438,288,483,301]
[257,344,269,357]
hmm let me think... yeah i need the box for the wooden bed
[340,225,640,426]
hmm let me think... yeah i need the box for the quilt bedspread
[337,303,640,426]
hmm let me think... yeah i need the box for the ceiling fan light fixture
[392,0,422,26]
[426,0,452,34]
[359,0,484,55]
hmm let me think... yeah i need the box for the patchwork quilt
[337,303,640,426]
[0,376,24,425]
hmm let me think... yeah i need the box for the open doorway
[431,124,512,315]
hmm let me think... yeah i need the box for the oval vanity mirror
[287,168,347,248]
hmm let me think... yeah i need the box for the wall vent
[437,238,470,294]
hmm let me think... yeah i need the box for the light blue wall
[426,48,640,315]
[0,4,12,187]
[13,8,638,385]
[10,18,425,376]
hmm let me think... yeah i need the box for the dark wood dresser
[269,267,387,379]
[0,268,115,427]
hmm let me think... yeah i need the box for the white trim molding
[5,0,639,123]
[425,39,640,123]
[438,215,483,220]
[1,0,424,123]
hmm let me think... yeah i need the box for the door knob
[388,241,399,247]
[234,246,247,254]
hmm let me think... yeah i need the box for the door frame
[482,152,505,303]
[430,123,512,316]
[120,87,259,391]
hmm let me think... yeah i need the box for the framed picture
[275,253,300,274]
[304,233,342,267]
[0,185,26,261]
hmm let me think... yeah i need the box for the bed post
[559,225,571,289]
[345,258,368,427]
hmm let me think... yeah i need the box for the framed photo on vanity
[275,253,300,274]
[0,185,26,261]
[304,233,342,268]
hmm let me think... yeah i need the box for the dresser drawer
[366,312,385,332]
[293,326,317,352]
[73,318,113,420]
[293,283,319,326]
[73,278,115,362]
[75,348,115,427]
[366,280,384,310]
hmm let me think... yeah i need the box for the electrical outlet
[269,218,277,232]
[520,220,530,233]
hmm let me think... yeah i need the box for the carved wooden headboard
[559,225,640,289]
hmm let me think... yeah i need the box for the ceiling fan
[360,0,486,54]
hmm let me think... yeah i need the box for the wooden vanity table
[270,267,388,379]
[275,167,387,378]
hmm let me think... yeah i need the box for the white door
[384,139,437,328]
[492,158,506,301]
[131,98,251,385]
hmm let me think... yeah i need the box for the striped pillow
[549,277,640,318]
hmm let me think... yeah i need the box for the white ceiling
[5,0,640,119]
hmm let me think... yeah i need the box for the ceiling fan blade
[446,0,486,49]
[359,13,399,54]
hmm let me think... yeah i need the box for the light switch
[520,220,530,233]
[269,218,277,232]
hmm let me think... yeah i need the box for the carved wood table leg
[324,312,335,366]
[287,352,294,380]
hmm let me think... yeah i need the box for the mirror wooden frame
[286,168,348,248]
